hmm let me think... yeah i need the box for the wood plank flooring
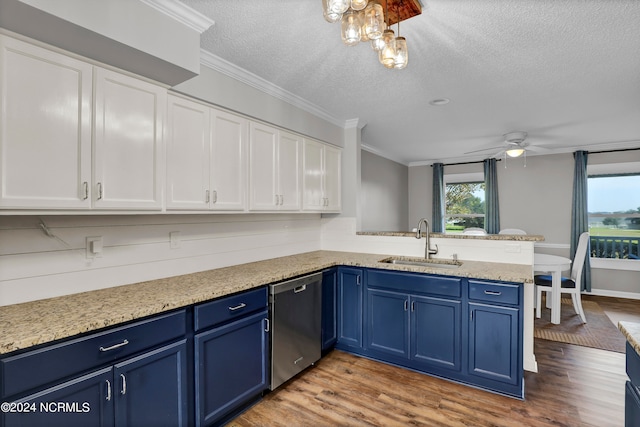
[229,296,634,427]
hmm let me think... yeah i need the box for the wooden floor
[228,296,637,427]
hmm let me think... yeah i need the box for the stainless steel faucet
[416,218,438,259]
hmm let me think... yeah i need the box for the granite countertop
[0,250,533,355]
[357,231,545,241]
[619,321,640,356]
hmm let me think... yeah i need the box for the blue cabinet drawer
[367,269,461,298]
[194,287,267,332]
[627,342,640,386]
[1,309,186,399]
[468,280,520,306]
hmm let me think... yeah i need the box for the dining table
[533,253,572,324]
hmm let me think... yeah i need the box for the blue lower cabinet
[3,368,114,427]
[114,340,188,427]
[411,295,462,372]
[336,267,364,350]
[3,340,188,427]
[321,269,338,351]
[195,310,269,427]
[626,381,640,426]
[468,302,520,387]
[366,289,409,358]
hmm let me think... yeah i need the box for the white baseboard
[586,289,640,300]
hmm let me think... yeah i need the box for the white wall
[361,150,408,232]
[0,214,322,306]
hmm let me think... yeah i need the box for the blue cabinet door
[3,367,114,427]
[195,310,268,427]
[322,268,338,351]
[114,340,188,427]
[411,295,462,372]
[366,288,409,358]
[626,381,640,427]
[468,302,520,386]
[337,267,363,349]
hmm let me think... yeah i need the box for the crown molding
[199,49,346,128]
[139,0,215,33]
[361,144,408,166]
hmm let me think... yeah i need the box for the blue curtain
[571,150,591,291]
[432,163,445,232]
[483,158,500,234]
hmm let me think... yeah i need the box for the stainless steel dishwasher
[269,272,322,390]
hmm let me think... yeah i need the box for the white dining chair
[535,232,589,323]
[498,228,526,235]
[462,227,487,235]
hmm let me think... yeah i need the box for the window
[444,173,485,233]
[587,167,640,260]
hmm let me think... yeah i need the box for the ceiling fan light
[329,0,350,14]
[351,0,368,11]
[363,1,384,40]
[341,10,362,46]
[394,36,408,69]
[506,148,525,158]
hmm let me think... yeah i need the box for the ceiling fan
[464,131,549,158]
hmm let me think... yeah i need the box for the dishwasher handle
[294,284,306,293]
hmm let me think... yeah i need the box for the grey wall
[407,151,640,295]
[361,150,408,231]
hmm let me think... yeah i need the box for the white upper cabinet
[166,95,211,210]
[93,68,166,210]
[0,35,92,209]
[249,123,301,211]
[210,109,247,211]
[302,139,342,212]
[166,96,248,211]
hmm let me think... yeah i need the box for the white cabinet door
[249,122,278,210]
[277,131,301,211]
[210,109,247,211]
[323,144,342,212]
[93,68,165,209]
[0,35,92,209]
[302,139,324,211]
[166,95,210,210]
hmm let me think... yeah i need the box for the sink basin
[379,257,462,269]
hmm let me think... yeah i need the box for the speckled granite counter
[619,321,640,356]
[357,231,545,241]
[0,250,533,355]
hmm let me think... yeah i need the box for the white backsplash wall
[0,214,322,306]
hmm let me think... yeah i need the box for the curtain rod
[430,159,501,167]
[588,147,640,155]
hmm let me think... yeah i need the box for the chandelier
[322,0,422,70]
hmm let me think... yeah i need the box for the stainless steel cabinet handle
[294,284,306,293]
[106,380,111,401]
[99,339,129,352]
[228,303,247,311]
[356,275,361,285]
[96,182,103,200]
[404,300,408,311]
[411,301,415,312]
[120,374,126,395]
[264,318,269,332]
[205,190,210,203]
[213,190,218,204]
[82,182,89,200]
[484,290,502,296]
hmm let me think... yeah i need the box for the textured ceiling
[179,0,640,165]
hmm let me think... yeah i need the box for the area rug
[534,297,627,353]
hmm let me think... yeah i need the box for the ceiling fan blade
[526,145,552,153]
[464,145,505,155]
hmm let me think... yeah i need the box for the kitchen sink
[378,257,462,269]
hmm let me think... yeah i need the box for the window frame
[587,161,640,271]
[443,172,485,233]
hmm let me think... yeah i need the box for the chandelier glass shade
[322,0,421,70]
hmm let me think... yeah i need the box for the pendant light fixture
[322,0,422,70]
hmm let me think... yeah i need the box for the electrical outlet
[170,232,181,249]
[86,236,103,259]
[504,243,521,253]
